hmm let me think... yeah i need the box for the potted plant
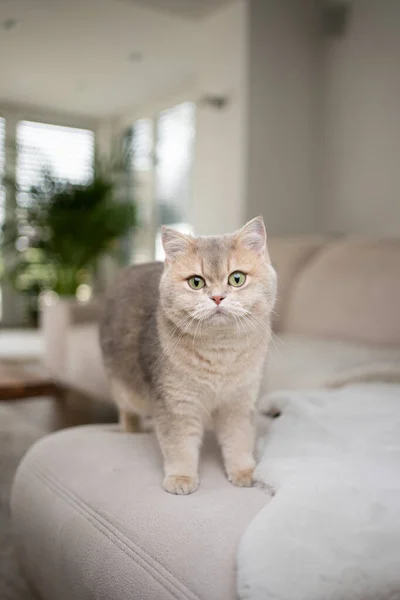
[1,159,137,325]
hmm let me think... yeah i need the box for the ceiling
[0,0,235,120]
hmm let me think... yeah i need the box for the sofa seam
[29,468,182,600]
[30,465,194,600]
[26,463,201,600]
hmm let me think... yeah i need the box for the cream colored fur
[100,217,277,494]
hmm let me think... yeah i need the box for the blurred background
[1,3,400,596]
[1,0,399,327]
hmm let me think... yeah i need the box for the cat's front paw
[163,475,199,495]
[228,468,254,488]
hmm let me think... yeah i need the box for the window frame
[0,107,97,325]
[120,92,197,262]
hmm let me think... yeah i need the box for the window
[125,102,196,262]
[124,118,154,263]
[0,117,5,226]
[16,121,94,206]
[154,102,195,260]
[128,118,153,173]
[155,102,195,227]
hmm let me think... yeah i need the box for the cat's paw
[163,475,199,495]
[228,468,254,488]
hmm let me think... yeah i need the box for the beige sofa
[41,235,400,400]
[12,236,400,600]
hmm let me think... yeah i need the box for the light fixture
[199,95,229,110]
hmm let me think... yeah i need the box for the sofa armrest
[39,297,103,383]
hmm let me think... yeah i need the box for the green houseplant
[1,158,137,323]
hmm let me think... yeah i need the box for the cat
[99,217,277,495]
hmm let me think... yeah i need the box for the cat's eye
[228,271,246,287]
[188,276,206,290]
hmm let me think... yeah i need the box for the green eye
[228,271,246,287]
[188,276,206,290]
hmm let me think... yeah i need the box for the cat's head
[159,217,277,330]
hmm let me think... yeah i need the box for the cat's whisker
[169,313,195,336]
[238,313,258,338]
[158,325,196,379]
[232,314,243,348]
[271,331,287,347]
[153,314,198,373]
[248,314,284,352]
[232,315,241,344]
[241,308,286,351]
[192,315,204,353]
[268,334,282,355]
[155,316,192,354]
[248,316,273,341]
[243,313,286,357]
[237,314,252,350]
[240,313,272,347]
[195,317,207,370]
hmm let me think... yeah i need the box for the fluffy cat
[99,217,277,495]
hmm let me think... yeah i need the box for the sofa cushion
[268,236,329,331]
[281,239,400,346]
[264,334,400,394]
[11,426,268,600]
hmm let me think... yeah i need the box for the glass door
[127,101,196,262]
[154,102,196,260]
[124,118,154,263]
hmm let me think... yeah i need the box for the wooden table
[0,362,59,401]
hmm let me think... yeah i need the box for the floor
[0,390,117,600]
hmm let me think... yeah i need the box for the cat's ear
[161,226,193,262]
[235,216,267,255]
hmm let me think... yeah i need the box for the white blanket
[237,383,400,600]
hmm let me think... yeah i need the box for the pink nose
[211,295,225,306]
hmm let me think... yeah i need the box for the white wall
[191,0,248,235]
[108,0,400,241]
[113,0,249,238]
[246,0,322,236]
[246,0,400,237]
[323,0,400,235]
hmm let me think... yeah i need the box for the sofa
[40,235,400,400]
[12,235,400,600]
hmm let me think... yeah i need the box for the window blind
[16,121,94,206]
[128,118,153,172]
